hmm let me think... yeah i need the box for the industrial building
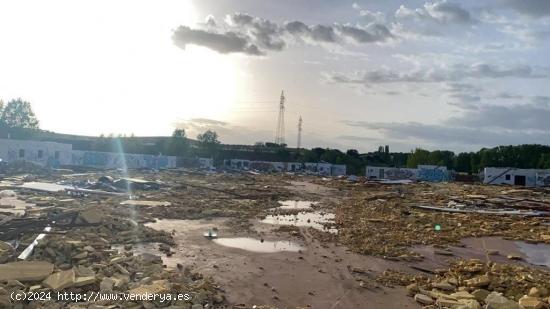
[483,167,550,187]
[365,165,451,182]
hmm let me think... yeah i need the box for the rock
[507,254,523,260]
[472,289,491,302]
[486,250,499,255]
[540,234,550,241]
[465,275,491,287]
[73,251,88,259]
[433,281,456,291]
[435,298,460,307]
[191,305,203,309]
[414,294,434,305]
[83,246,95,252]
[406,283,419,296]
[485,292,522,309]
[455,299,481,309]
[100,277,115,292]
[0,261,54,281]
[518,296,546,309]
[42,269,76,291]
[79,209,103,224]
[529,287,548,298]
[74,276,96,287]
[450,291,476,300]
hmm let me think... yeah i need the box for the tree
[1,98,39,129]
[172,128,186,138]
[197,130,220,144]
[197,130,220,157]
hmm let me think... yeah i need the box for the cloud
[503,0,550,18]
[395,0,475,25]
[327,63,548,85]
[343,101,550,148]
[174,13,394,55]
[352,3,386,23]
[172,26,263,55]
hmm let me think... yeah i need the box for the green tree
[1,98,39,129]
[169,129,188,156]
[197,130,220,157]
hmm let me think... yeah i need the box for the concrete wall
[71,150,176,169]
[417,165,450,182]
[0,138,72,167]
[366,165,450,182]
[365,166,418,180]
[331,164,347,176]
[483,167,550,187]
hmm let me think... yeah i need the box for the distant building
[365,165,451,182]
[224,159,346,176]
[0,138,72,167]
[483,167,550,187]
[0,138,176,169]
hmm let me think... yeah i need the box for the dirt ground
[1,166,549,308]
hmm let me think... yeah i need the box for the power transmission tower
[275,90,286,145]
[297,116,302,149]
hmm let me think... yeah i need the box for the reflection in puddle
[213,237,303,253]
[278,200,317,210]
[262,211,337,233]
[516,241,550,268]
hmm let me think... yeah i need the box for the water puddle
[262,211,337,233]
[515,241,550,268]
[19,182,71,192]
[277,200,317,210]
[120,200,171,207]
[212,237,303,253]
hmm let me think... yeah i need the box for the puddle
[277,200,317,210]
[516,241,550,268]
[212,237,303,253]
[19,182,71,192]
[262,211,337,233]
[120,200,171,207]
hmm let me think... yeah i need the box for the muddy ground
[1,166,549,308]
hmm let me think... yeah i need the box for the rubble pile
[335,183,549,259]
[397,259,550,308]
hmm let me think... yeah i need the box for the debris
[0,261,54,281]
[42,268,76,291]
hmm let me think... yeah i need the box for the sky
[1,0,549,152]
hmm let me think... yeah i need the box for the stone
[79,209,103,224]
[74,276,96,287]
[100,277,115,292]
[507,254,523,260]
[73,251,88,259]
[472,289,490,302]
[433,281,456,291]
[42,269,76,291]
[83,246,95,252]
[414,294,434,305]
[191,305,203,309]
[450,291,476,300]
[0,261,54,281]
[465,275,491,287]
[518,296,546,309]
[485,292,522,309]
[435,298,460,307]
[487,250,499,255]
[457,300,482,309]
[406,283,419,296]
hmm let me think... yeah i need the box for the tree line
[2,99,549,175]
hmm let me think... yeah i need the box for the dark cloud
[328,63,548,85]
[172,26,263,55]
[503,0,550,18]
[396,0,475,25]
[174,13,393,55]
[343,102,550,147]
